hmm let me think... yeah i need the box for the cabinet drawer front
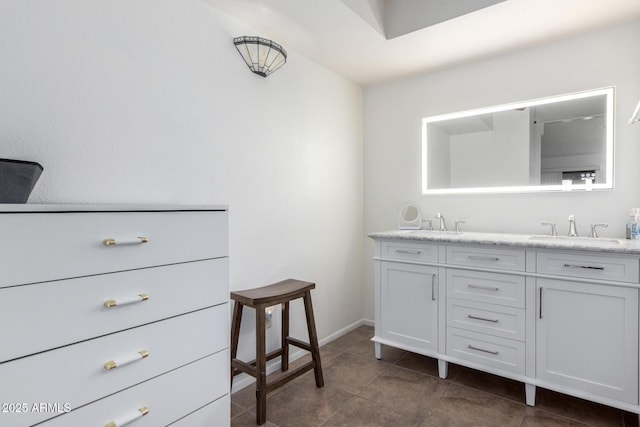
[0,259,228,363]
[0,210,227,288]
[537,251,639,283]
[447,298,525,341]
[170,394,230,427]
[35,352,228,427]
[380,240,438,263]
[446,269,525,308]
[447,245,525,271]
[0,307,228,426]
[446,328,525,375]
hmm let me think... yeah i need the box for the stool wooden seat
[230,279,324,425]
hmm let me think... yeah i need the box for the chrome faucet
[588,223,608,238]
[435,213,447,231]
[568,214,578,237]
[541,222,557,236]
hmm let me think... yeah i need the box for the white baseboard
[231,318,370,394]
[361,318,374,327]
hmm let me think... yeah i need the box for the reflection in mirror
[398,204,422,229]
[421,87,614,194]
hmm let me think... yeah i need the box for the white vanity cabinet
[534,250,640,405]
[370,230,640,418]
[378,261,439,356]
[536,278,638,403]
[0,205,230,427]
[374,240,440,359]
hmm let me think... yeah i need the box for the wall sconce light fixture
[233,36,287,77]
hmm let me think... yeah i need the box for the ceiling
[202,0,640,86]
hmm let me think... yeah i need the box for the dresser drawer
[446,328,525,375]
[537,251,640,283]
[170,394,230,427]
[446,269,525,308]
[34,352,228,427]
[380,240,438,263]
[0,210,227,288]
[447,298,525,341]
[446,245,526,271]
[0,306,228,426]
[0,258,228,363]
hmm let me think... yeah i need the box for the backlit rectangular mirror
[421,87,614,194]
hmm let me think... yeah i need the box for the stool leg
[281,301,289,372]
[230,301,243,387]
[256,304,267,425]
[303,290,324,388]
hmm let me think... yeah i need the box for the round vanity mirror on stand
[398,204,422,229]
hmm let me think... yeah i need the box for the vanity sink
[528,235,621,244]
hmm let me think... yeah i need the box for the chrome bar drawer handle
[104,294,149,308]
[467,284,500,292]
[105,406,149,427]
[396,249,421,254]
[563,263,604,271]
[104,350,149,371]
[467,314,499,323]
[103,237,149,247]
[467,255,499,261]
[431,274,436,301]
[467,345,499,355]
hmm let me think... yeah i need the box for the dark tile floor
[231,325,639,427]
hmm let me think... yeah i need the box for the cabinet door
[537,279,638,404]
[380,261,438,353]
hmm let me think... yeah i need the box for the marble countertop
[368,229,640,255]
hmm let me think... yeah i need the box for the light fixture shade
[233,36,287,77]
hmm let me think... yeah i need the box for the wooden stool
[230,279,324,425]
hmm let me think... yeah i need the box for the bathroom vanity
[369,230,640,415]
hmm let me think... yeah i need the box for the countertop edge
[368,230,640,255]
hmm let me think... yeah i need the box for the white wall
[0,0,364,367]
[363,20,640,320]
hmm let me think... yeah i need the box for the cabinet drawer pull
[467,314,499,323]
[431,274,436,301]
[563,263,604,271]
[105,406,149,427]
[103,237,149,247]
[396,249,421,254]
[104,350,149,370]
[467,255,499,261]
[104,294,149,308]
[467,345,499,355]
[467,284,500,292]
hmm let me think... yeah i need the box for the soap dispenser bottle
[627,208,640,239]
[632,213,640,240]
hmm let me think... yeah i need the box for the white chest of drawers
[370,230,640,419]
[0,204,229,427]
